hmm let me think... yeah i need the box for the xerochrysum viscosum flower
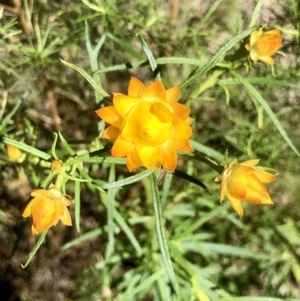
[215,158,277,216]
[96,77,194,172]
[245,28,283,66]
[22,184,72,235]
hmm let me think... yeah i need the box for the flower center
[126,101,173,147]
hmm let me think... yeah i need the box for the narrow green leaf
[150,172,178,297]
[60,59,110,98]
[106,164,116,259]
[219,83,231,104]
[63,147,111,166]
[3,137,51,161]
[219,76,300,88]
[138,35,161,80]
[174,169,209,192]
[85,21,106,104]
[81,0,106,13]
[232,70,300,156]
[58,131,76,156]
[174,206,226,240]
[22,231,47,268]
[192,150,224,173]
[220,297,298,301]
[100,168,155,189]
[106,32,144,59]
[94,57,204,75]
[121,271,144,300]
[160,172,173,208]
[41,172,56,189]
[51,133,59,160]
[195,0,224,30]
[93,185,143,256]
[0,98,21,129]
[74,180,81,233]
[122,269,165,300]
[191,140,224,162]
[61,228,103,250]
[180,242,269,260]
[180,25,259,91]
[248,0,265,27]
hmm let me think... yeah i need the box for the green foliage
[1,0,300,300]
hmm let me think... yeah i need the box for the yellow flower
[6,145,25,162]
[215,158,277,216]
[245,28,282,65]
[22,184,72,235]
[96,77,194,172]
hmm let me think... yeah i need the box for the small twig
[54,87,89,110]
[3,0,33,34]
[46,89,62,132]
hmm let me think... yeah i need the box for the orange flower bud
[22,184,72,235]
[6,145,24,162]
[215,158,277,216]
[245,28,282,65]
[96,77,194,172]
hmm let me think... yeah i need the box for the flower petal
[249,29,262,47]
[102,126,120,140]
[253,169,276,183]
[126,149,143,172]
[22,200,35,217]
[166,85,179,102]
[60,208,72,226]
[128,77,147,97]
[113,95,140,117]
[54,197,67,216]
[226,175,247,199]
[31,196,59,233]
[227,195,244,216]
[168,102,191,120]
[218,179,226,201]
[173,116,193,140]
[136,146,158,169]
[111,137,135,157]
[96,106,123,128]
[254,33,282,56]
[240,159,260,167]
[176,139,193,152]
[242,174,273,204]
[158,141,177,172]
[142,81,166,103]
[150,102,173,123]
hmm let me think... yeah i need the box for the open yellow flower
[96,77,194,172]
[22,184,72,235]
[245,28,282,65]
[215,158,277,216]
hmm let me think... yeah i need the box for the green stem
[22,231,47,268]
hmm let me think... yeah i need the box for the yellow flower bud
[6,145,24,162]
[22,184,72,235]
[215,158,277,216]
[245,28,283,66]
[51,159,63,172]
